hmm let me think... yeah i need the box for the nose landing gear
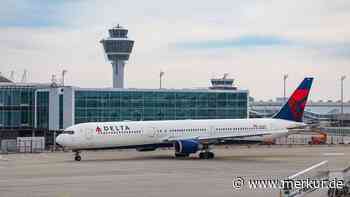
[74,151,82,161]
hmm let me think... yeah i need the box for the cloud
[172,35,292,49]
[0,0,73,27]
[171,35,350,61]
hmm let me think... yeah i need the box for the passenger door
[144,127,157,138]
[210,125,215,136]
[84,128,94,146]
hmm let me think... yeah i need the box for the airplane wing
[286,123,326,135]
[284,123,321,134]
[161,130,285,144]
[287,122,323,130]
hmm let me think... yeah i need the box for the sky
[1,0,350,101]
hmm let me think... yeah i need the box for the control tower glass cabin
[100,25,134,88]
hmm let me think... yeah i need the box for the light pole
[53,131,56,152]
[159,71,164,89]
[283,74,288,143]
[341,76,346,119]
[340,75,346,143]
[283,74,288,103]
[61,69,67,86]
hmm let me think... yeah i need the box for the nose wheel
[74,151,82,161]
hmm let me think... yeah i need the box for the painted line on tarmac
[323,153,345,156]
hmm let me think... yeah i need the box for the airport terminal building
[42,86,248,130]
[250,97,350,123]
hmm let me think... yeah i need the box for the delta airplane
[56,78,313,161]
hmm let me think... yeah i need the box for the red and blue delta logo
[288,89,309,120]
[96,126,102,134]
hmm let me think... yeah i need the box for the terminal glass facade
[36,91,49,129]
[0,87,35,128]
[74,90,248,124]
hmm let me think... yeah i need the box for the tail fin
[273,77,313,122]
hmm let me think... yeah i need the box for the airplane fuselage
[57,118,304,150]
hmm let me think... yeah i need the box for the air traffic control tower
[100,25,134,88]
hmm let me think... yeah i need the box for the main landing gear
[199,144,215,159]
[174,152,214,159]
[174,145,215,159]
[175,153,190,158]
[74,151,82,161]
[199,151,215,159]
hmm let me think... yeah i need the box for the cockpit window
[62,130,74,134]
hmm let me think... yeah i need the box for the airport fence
[275,134,350,145]
[1,137,45,154]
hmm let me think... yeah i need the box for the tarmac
[0,145,349,197]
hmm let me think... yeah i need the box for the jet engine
[174,140,202,154]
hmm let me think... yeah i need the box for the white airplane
[56,78,313,161]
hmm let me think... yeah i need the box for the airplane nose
[56,134,65,146]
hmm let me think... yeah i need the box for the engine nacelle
[174,140,202,154]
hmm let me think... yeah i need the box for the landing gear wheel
[199,152,215,159]
[199,152,205,159]
[208,152,214,159]
[75,155,81,161]
[175,153,189,158]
